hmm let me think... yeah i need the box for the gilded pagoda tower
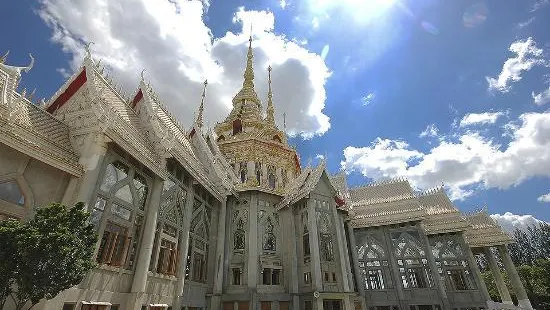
[214,36,300,194]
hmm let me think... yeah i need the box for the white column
[485,247,513,305]
[60,176,80,206]
[458,235,491,302]
[75,134,108,208]
[346,223,366,299]
[248,194,259,310]
[210,196,228,310]
[286,208,300,310]
[418,226,450,310]
[498,245,533,310]
[308,198,323,292]
[131,176,163,293]
[332,209,350,292]
[173,183,195,310]
[383,227,406,310]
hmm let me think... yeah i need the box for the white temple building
[0,39,533,310]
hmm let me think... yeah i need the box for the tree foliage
[0,203,97,310]
[508,222,550,266]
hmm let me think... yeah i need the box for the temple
[0,40,533,310]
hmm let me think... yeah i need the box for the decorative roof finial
[243,35,254,84]
[283,112,287,132]
[24,54,34,73]
[140,69,146,82]
[0,50,9,64]
[85,42,94,59]
[196,79,208,128]
[266,65,275,125]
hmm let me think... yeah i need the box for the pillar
[286,208,301,310]
[458,235,491,302]
[383,227,407,310]
[210,197,228,310]
[248,194,259,310]
[484,247,513,305]
[173,183,195,310]
[131,176,163,292]
[74,133,108,207]
[332,209,350,292]
[308,198,323,292]
[498,245,533,310]
[347,223,367,310]
[418,225,450,310]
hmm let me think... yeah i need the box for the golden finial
[196,79,208,128]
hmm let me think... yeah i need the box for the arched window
[301,211,310,262]
[392,230,432,289]
[234,218,245,251]
[0,180,25,206]
[149,179,186,276]
[263,217,276,252]
[281,169,288,189]
[233,119,242,135]
[93,159,150,269]
[273,135,282,143]
[255,162,262,186]
[267,165,276,190]
[356,234,388,290]
[317,211,334,261]
[239,162,247,184]
[186,197,211,283]
[429,234,474,291]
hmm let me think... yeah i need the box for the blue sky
[2,0,550,229]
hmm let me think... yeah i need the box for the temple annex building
[0,39,534,310]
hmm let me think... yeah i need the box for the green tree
[0,220,23,309]
[1,203,97,310]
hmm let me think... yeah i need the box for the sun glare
[312,0,397,23]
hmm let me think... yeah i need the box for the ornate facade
[0,40,533,310]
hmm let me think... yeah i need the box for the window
[304,272,311,284]
[232,268,242,285]
[305,301,313,310]
[261,302,272,310]
[392,231,432,289]
[0,180,25,205]
[447,269,468,290]
[150,181,185,275]
[408,268,427,288]
[187,197,210,283]
[302,211,310,262]
[156,239,178,275]
[233,119,242,135]
[320,233,334,261]
[273,135,282,143]
[62,303,76,310]
[255,162,262,186]
[217,135,225,142]
[367,269,385,289]
[97,222,131,266]
[239,162,247,184]
[263,217,276,252]
[93,159,150,270]
[111,306,120,310]
[332,272,337,282]
[261,268,280,285]
[234,222,245,251]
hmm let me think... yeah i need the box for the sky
[2,0,550,232]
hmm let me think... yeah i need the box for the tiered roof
[0,55,81,176]
[464,211,513,247]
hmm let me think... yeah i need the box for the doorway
[323,299,342,310]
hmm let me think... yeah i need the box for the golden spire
[196,79,208,128]
[243,36,254,86]
[266,65,275,125]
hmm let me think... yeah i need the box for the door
[323,299,342,310]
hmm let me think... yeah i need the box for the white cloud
[342,110,550,200]
[538,192,550,202]
[459,112,505,127]
[532,87,550,105]
[486,37,544,93]
[38,0,331,139]
[315,154,325,160]
[491,212,543,234]
[312,17,320,30]
[419,124,439,138]
[517,17,535,29]
[280,0,288,9]
[361,93,375,106]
